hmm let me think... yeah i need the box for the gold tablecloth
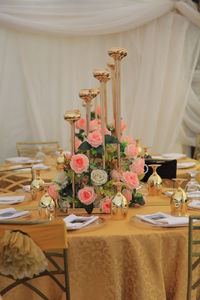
[0,194,199,300]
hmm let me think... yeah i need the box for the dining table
[0,155,200,300]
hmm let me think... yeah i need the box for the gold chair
[187,215,200,300]
[0,219,70,300]
[0,170,31,194]
[16,141,60,157]
[193,133,200,160]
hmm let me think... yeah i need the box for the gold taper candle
[79,89,99,136]
[107,61,116,136]
[108,47,127,168]
[93,69,110,169]
[64,109,81,209]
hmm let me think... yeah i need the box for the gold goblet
[147,165,162,196]
[64,109,81,209]
[93,69,111,169]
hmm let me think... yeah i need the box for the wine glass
[147,164,162,196]
[170,178,188,216]
[185,171,200,193]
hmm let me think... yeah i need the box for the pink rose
[48,184,60,200]
[122,189,132,203]
[130,158,145,176]
[100,197,111,214]
[70,154,89,174]
[110,169,122,181]
[99,127,111,136]
[124,144,138,159]
[87,129,102,148]
[75,118,86,131]
[97,119,101,126]
[75,137,82,152]
[122,136,135,145]
[122,171,139,190]
[78,186,96,205]
[120,120,126,132]
[89,119,98,132]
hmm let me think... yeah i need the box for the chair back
[0,171,31,194]
[187,215,200,300]
[16,141,60,157]
[0,219,70,299]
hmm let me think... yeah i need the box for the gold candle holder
[94,88,100,120]
[93,69,110,169]
[108,47,127,168]
[107,61,116,136]
[79,89,99,136]
[64,109,81,209]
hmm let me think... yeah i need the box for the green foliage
[105,135,120,144]
[129,189,145,207]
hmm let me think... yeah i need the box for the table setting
[1,46,200,300]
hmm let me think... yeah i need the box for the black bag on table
[141,159,177,182]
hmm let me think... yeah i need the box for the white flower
[91,169,108,186]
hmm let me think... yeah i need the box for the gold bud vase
[30,169,45,201]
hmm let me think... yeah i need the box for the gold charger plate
[67,217,105,232]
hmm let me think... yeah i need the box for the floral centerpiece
[49,47,145,214]
[50,111,145,214]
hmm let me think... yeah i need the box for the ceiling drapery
[0,0,199,162]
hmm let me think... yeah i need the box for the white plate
[162,153,186,160]
[151,156,173,161]
[6,157,42,164]
[177,162,196,169]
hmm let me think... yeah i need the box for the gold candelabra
[64,109,81,208]
[108,47,128,168]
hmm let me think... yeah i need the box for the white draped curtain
[0,0,200,162]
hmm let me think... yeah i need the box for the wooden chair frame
[0,220,70,300]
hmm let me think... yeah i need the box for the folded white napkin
[188,200,200,210]
[187,191,200,199]
[0,208,29,220]
[64,214,99,230]
[0,195,25,205]
[136,212,189,227]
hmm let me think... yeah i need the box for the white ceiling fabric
[0,0,199,161]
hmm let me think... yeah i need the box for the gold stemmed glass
[147,164,162,196]
[170,178,188,216]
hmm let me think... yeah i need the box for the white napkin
[188,200,200,210]
[0,208,29,220]
[187,191,200,199]
[136,212,189,227]
[64,214,99,230]
[0,195,25,205]
[23,185,31,192]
